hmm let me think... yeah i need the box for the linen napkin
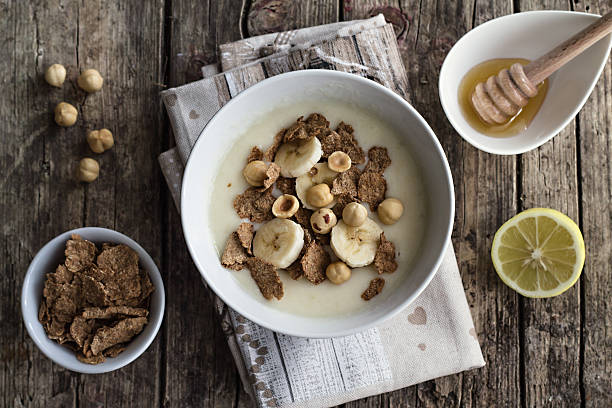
[159,16,484,408]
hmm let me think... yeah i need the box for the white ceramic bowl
[181,70,454,338]
[21,227,165,373]
[440,11,612,155]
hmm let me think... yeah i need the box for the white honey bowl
[439,11,612,155]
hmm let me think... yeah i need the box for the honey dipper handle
[524,12,612,85]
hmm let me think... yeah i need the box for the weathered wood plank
[572,2,612,406]
[3,0,610,407]
[247,0,340,36]
[1,1,83,406]
[406,1,522,407]
[164,1,246,407]
[518,1,582,406]
[72,1,166,407]
[343,3,417,407]
[346,1,519,407]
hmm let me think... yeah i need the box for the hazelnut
[327,151,351,172]
[272,194,299,218]
[310,208,337,234]
[342,202,368,227]
[306,183,334,208]
[378,198,404,225]
[243,160,268,186]
[77,158,100,182]
[54,102,78,127]
[326,261,351,284]
[87,129,114,153]
[77,69,103,93]
[44,64,66,88]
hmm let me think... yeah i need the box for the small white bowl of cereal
[181,70,454,338]
[21,227,165,373]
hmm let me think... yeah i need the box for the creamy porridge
[209,100,428,317]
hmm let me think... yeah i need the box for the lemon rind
[491,208,585,298]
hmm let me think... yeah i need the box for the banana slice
[274,137,322,178]
[253,218,305,268]
[330,219,382,268]
[296,163,338,210]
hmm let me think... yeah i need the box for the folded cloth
[159,16,484,408]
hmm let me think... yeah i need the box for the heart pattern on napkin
[407,306,427,325]
[189,109,200,119]
[418,343,427,351]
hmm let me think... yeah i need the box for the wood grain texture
[1,0,611,407]
[572,2,612,406]
[518,1,582,407]
[163,1,247,407]
[74,1,166,407]
[345,2,518,407]
[2,1,82,407]
[247,0,340,36]
[340,4,414,407]
[405,1,522,407]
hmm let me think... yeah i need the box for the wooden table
[1,0,609,407]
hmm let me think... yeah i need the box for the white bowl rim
[21,227,165,374]
[181,69,455,338]
[439,10,611,155]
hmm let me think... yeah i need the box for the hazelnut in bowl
[181,70,453,338]
[21,227,165,373]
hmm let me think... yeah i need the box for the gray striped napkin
[159,16,484,408]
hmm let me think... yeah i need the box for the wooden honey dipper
[471,11,612,125]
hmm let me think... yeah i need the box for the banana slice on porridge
[296,163,338,210]
[274,136,322,178]
[252,218,305,268]
[330,218,382,268]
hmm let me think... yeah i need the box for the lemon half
[491,208,585,298]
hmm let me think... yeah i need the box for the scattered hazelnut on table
[326,261,351,284]
[306,183,334,208]
[378,198,404,225]
[54,102,78,127]
[77,158,100,182]
[44,64,66,88]
[243,160,268,186]
[87,129,114,153]
[327,151,351,172]
[310,208,337,234]
[272,194,299,218]
[77,69,104,93]
[342,202,368,227]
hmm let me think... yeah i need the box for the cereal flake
[361,277,385,300]
[246,258,284,300]
[331,166,361,197]
[275,177,296,196]
[236,222,254,255]
[89,316,148,356]
[364,146,391,174]
[319,127,365,164]
[374,232,398,274]
[221,231,249,271]
[64,234,97,272]
[247,146,264,163]
[233,187,275,223]
[282,117,309,142]
[263,130,284,162]
[259,163,281,191]
[300,241,330,285]
[358,172,387,210]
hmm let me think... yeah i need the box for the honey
[458,58,548,137]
